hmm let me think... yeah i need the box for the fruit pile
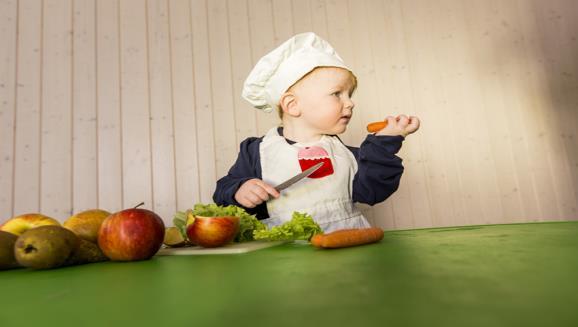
[0,204,165,270]
[0,210,111,270]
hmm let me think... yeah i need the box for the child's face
[289,67,356,135]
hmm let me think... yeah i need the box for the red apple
[98,203,165,261]
[186,216,240,248]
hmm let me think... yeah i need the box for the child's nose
[344,98,355,111]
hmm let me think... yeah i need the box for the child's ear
[279,92,300,117]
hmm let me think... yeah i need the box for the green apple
[1,214,61,236]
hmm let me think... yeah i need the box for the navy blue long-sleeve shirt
[213,127,405,220]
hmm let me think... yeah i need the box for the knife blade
[274,162,324,192]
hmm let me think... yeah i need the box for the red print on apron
[297,146,334,178]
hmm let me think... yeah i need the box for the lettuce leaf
[172,211,188,240]
[253,212,322,241]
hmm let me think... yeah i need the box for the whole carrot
[310,227,384,249]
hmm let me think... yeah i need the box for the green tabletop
[1,221,577,327]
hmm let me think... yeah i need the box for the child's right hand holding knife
[367,114,420,137]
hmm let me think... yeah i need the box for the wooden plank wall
[0,0,577,228]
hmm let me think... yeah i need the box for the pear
[64,209,111,243]
[14,226,80,269]
[0,231,20,270]
[65,238,109,266]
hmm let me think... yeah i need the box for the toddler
[213,32,419,232]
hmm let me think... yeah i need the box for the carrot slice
[366,121,388,133]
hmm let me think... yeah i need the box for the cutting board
[155,241,285,255]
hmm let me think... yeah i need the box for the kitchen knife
[274,162,324,192]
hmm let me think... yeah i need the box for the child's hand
[235,179,280,208]
[375,115,420,137]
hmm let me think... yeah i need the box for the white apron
[259,127,370,232]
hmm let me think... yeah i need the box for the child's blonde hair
[276,67,358,119]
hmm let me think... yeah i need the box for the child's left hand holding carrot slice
[368,115,420,137]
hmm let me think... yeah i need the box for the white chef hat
[242,32,352,113]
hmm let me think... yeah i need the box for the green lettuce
[253,212,322,241]
[172,211,188,240]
